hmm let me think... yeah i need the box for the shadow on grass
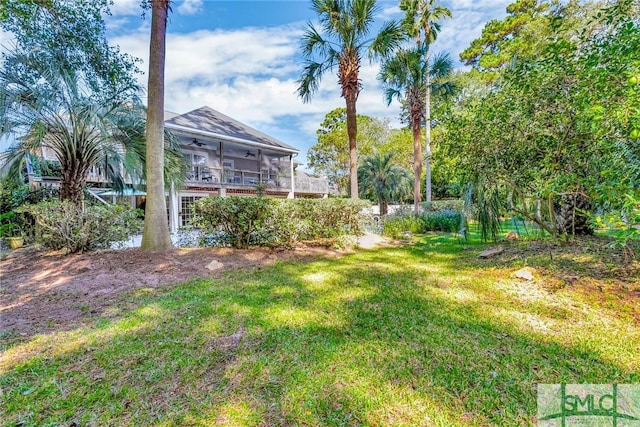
[1,236,638,426]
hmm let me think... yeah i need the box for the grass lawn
[1,234,638,426]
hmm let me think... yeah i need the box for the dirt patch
[0,245,344,340]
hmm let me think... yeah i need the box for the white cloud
[106,0,511,163]
[177,0,203,16]
[378,5,402,20]
[109,0,141,17]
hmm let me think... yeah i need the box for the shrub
[194,196,370,248]
[194,196,273,248]
[382,207,465,237]
[382,213,422,239]
[421,209,464,232]
[22,200,142,253]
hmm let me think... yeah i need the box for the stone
[478,247,504,259]
[205,260,224,271]
[514,267,534,281]
[505,231,520,240]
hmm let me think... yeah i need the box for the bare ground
[0,245,346,340]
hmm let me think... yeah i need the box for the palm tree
[141,0,172,252]
[0,49,184,207]
[358,152,411,215]
[297,0,402,199]
[400,0,452,203]
[379,47,455,212]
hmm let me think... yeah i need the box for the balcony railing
[295,175,329,194]
[186,166,292,190]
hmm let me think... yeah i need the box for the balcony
[186,166,292,191]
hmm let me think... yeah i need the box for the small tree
[358,152,411,215]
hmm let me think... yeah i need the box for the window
[180,196,203,227]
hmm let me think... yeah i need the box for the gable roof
[165,106,298,153]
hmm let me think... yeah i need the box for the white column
[288,154,295,199]
[169,181,179,233]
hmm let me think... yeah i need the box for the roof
[165,106,298,153]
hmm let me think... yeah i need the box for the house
[165,106,326,230]
[29,106,329,232]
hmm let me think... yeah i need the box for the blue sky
[103,0,512,168]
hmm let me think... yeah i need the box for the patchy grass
[1,235,638,426]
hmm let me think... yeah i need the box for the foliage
[382,212,422,238]
[21,200,142,253]
[379,45,456,209]
[0,48,186,206]
[308,108,391,195]
[194,197,369,248]
[0,211,23,237]
[0,181,58,214]
[194,196,273,249]
[442,0,640,241]
[382,206,464,238]
[357,152,411,215]
[297,0,403,197]
[0,0,141,100]
[459,0,553,80]
[420,199,463,212]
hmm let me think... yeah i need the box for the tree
[442,0,640,239]
[358,152,411,215]
[459,0,549,76]
[0,49,185,208]
[0,0,140,101]
[379,46,455,211]
[399,0,452,203]
[308,108,391,194]
[297,0,402,198]
[141,0,173,252]
[0,52,124,205]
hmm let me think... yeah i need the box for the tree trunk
[345,94,358,199]
[141,0,172,252]
[555,193,594,236]
[380,198,388,216]
[424,43,432,203]
[59,162,87,208]
[411,110,422,212]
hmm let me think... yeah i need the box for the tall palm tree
[141,0,172,252]
[379,47,455,211]
[0,49,184,207]
[358,152,411,215]
[297,0,402,198]
[400,0,452,203]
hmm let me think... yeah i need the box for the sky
[4,0,514,166]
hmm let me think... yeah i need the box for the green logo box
[538,384,640,426]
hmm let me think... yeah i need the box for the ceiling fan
[245,150,256,158]
[189,138,205,147]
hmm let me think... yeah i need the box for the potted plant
[0,211,24,249]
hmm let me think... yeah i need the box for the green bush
[421,209,464,232]
[194,196,369,248]
[382,213,423,239]
[382,208,465,238]
[22,200,142,253]
[194,196,274,248]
